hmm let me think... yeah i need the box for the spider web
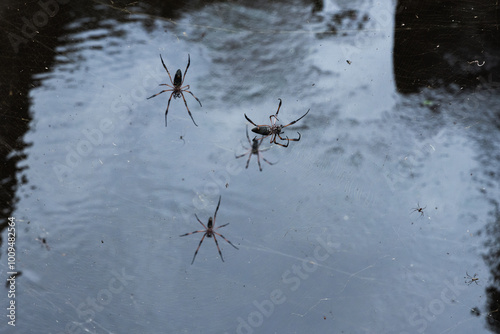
[1,0,500,333]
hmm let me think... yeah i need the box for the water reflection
[0,1,63,254]
[395,1,500,332]
[1,0,500,333]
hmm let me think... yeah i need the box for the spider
[235,125,276,171]
[36,236,50,250]
[410,202,426,217]
[147,54,202,127]
[244,98,310,147]
[465,272,479,285]
[179,196,238,264]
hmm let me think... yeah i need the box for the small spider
[244,99,309,147]
[410,202,426,217]
[236,126,276,171]
[179,196,238,264]
[36,236,50,250]
[465,272,479,285]
[147,54,202,127]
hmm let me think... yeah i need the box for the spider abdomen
[173,69,183,86]
[251,125,272,136]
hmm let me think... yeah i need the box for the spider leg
[273,135,290,147]
[159,54,175,85]
[270,101,280,125]
[285,132,301,142]
[245,125,251,144]
[256,153,263,171]
[213,195,222,223]
[216,222,230,229]
[159,84,174,88]
[270,114,279,125]
[212,234,225,262]
[179,92,199,127]
[183,89,202,107]
[273,141,289,147]
[164,92,175,127]
[235,149,250,159]
[235,130,251,158]
[245,152,252,169]
[214,232,239,249]
[181,54,191,85]
[282,109,310,128]
[194,214,208,229]
[262,156,276,165]
[244,114,258,127]
[275,98,283,117]
[179,229,206,237]
[190,233,207,264]
[147,89,173,100]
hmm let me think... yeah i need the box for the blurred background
[1,0,500,333]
